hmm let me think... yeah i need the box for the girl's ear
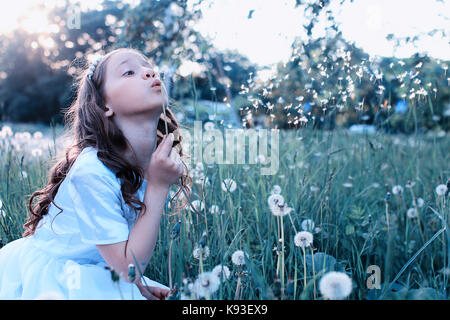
[104,106,114,118]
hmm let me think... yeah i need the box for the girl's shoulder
[67,146,121,187]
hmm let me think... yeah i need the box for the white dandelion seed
[33,131,43,139]
[267,194,284,208]
[193,272,220,298]
[20,171,28,179]
[1,126,13,137]
[190,200,205,213]
[270,204,293,217]
[407,207,418,219]
[209,205,219,214]
[301,219,315,231]
[392,185,403,195]
[212,265,231,280]
[193,245,210,260]
[416,197,424,208]
[231,250,248,266]
[310,186,320,192]
[271,185,282,195]
[31,148,43,157]
[342,182,353,188]
[405,181,416,188]
[294,231,313,248]
[319,271,353,300]
[221,179,237,192]
[435,184,448,196]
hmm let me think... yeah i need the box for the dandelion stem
[309,246,316,299]
[234,275,241,300]
[168,238,173,290]
[302,246,307,292]
[281,215,285,299]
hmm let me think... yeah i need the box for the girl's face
[102,50,168,118]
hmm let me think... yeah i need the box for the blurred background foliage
[0,0,448,133]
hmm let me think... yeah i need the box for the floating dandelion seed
[231,250,248,266]
[221,179,237,193]
[301,219,315,231]
[193,272,220,298]
[392,185,404,195]
[407,208,418,219]
[435,184,447,196]
[212,265,231,280]
[310,186,320,192]
[319,271,353,300]
[20,171,28,179]
[294,231,313,248]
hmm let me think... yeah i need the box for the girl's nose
[144,69,156,79]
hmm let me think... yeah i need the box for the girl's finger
[159,133,174,158]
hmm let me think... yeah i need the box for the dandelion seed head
[268,194,284,208]
[193,245,210,260]
[221,178,237,192]
[392,185,404,195]
[319,271,353,300]
[212,265,231,280]
[294,231,313,248]
[416,197,424,208]
[301,219,315,231]
[435,184,448,196]
[231,250,247,266]
[193,272,220,298]
[407,207,418,219]
[271,185,282,195]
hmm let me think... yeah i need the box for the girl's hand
[146,133,184,189]
[138,284,170,300]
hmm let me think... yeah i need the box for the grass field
[0,122,449,300]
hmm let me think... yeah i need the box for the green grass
[0,123,449,300]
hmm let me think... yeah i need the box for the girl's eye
[123,70,134,76]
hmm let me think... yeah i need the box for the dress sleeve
[67,169,130,245]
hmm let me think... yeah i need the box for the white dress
[0,146,169,299]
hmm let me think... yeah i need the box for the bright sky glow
[191,0,450,66]
[0,0,448,68]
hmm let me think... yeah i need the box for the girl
[0,47,192,299]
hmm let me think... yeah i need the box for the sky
[190,0,450,66]
[0,0,448,69]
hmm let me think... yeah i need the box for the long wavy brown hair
[22,47,193,237]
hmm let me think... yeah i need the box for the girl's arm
[96,133,183,284]
[96,182,168,284]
